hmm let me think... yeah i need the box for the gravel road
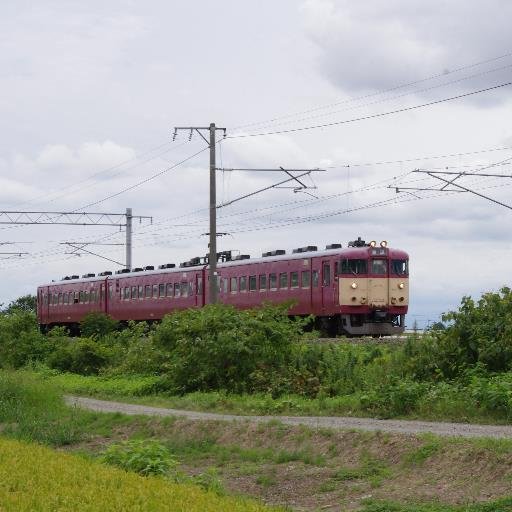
[66,395,512,439]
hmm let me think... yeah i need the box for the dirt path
[66,395,512,439]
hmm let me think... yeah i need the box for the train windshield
[391,259,409,276]
[371,259,387,275]
[341,258,367,275]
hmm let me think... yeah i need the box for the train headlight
[398,282,405,289]
[380,240,388,247]
[369,240,377,247]
[351,282,357,289]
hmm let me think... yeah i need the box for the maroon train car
[37,238,409,336]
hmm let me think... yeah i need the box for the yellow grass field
[0,437,277,511]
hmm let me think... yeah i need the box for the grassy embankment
[2,370,512,511]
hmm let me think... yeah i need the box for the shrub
[438,287,512,375]
[0,312,51,368]
[153,303,308,394]
[47,338,113,375]
[80,312,119,338]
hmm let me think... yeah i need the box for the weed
[101,439,178,477]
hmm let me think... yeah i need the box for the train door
[195,273,204,307]
[38,287,49,325]
[321,260,331,311]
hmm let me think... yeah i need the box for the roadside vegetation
[1,370,512,511]
[3,284,512,510]
[3,290,512,422]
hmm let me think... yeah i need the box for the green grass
[334,453,391,487]
[0,437,278,511]
[34,367,512,426]
[360,498,512,512]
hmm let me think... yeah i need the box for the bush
[360,378,428,417]
[0,311,51,368]
[153,303,308,394]
[80,312,119,338]
[47,338,114,375]
[438,287,512,375]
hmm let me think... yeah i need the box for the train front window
[341,259,367,275]
[371,259,387,275]
[391,259,409,276]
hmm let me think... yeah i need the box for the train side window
[322,263,330,286]
[269,273,277,290]
[230,277,238,293]
[159,283,165,297]
[290,271,299,288]
[62,293,68,305]
[198,277,203,294]
[153,284,158,298]
[166,283,173,297]
[145,285,152,298]
[123,287,130,300]
[138,285,144,299]
[74,291,79,304]
[58,293,63,305]
[181,282,189,297]
[84,290,89,303]
[240,276,247,292]
[249,275,257,291]
[131,286,137,299]
[189,282,194,296]
[174,283,181,297]
[90,290,96,303]
[279,272,288,289]
[109,285,113,300]
[222,278,228,294]
[301,270,311,288]
[100,286,105,301]
[259,274,267,290]
[312,270,319,287]
[79,291,84,304]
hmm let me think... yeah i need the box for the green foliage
[0,311,50,368]
[101,439,179,477]
[438,287,512,375]
[80,312,119,338]
[153,303,308,394]
[1,294,37,315]
[47,338,114,375]
[0,370,83,445]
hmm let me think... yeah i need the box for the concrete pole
[209,123,217,304]
[125,207,132,270]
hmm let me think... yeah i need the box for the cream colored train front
[336,240,409,336]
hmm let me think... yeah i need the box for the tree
[1,295,37,315]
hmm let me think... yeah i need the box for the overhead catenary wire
[234,62,512,132]
[227,81,512,139]
[232,50,512,131]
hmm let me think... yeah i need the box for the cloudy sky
[2,0,512,327]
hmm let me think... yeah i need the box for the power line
[75,146,209,211]
[237,62,512,132]
[227,81,512,138]
[232,51,512,131]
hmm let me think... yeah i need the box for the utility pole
[173,123,226,304]
[126,207,133,270]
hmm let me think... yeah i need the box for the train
[36,237,409,336]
